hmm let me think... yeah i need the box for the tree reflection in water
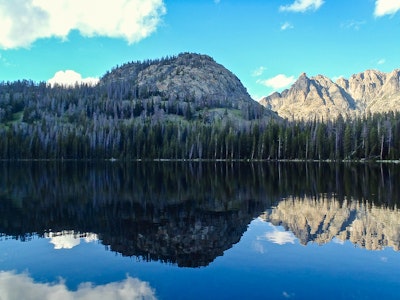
[0,161,399,267]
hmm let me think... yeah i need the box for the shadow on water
[0,161,399,267]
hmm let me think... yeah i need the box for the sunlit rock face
[260,69,400,120]
[101,52,278,122]
[260,196,400,251]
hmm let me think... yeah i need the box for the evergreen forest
[1,78,400,161]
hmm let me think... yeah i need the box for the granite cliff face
[102,52,277,121]
[260,69,400,120]
[260,196,400,251]
[103,53,247,105]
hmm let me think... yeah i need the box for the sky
[0,0,400,100]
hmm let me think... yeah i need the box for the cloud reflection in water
[257,222,297,245]
[45,231,98,250]
[0,271,156,300]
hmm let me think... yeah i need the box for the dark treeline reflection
[0,162,399,266]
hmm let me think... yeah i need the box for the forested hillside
[0,53,400,161]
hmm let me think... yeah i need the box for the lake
[0,161,400,299]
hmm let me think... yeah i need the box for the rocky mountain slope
[260,69,400,120]
[102,52,277,122]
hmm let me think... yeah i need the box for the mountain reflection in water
[261,196,400,250]
[0,162,399,267]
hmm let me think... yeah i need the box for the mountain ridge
[260,68,400,120]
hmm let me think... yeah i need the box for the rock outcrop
[260,69,400,120]
[102,52,277,122]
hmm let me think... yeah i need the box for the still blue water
[0,162,400,299]
[1,220,399,299]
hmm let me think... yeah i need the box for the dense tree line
[1,79,400,161]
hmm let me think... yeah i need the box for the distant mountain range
[260,69,400,120]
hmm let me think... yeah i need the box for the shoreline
[0,158,399,164]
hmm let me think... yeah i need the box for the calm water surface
[0,162,400,299]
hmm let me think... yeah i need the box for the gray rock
[101,53,278,123]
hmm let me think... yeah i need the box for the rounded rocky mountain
[101,53,276,121]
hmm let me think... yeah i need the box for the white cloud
[0,0,166,49]
[252,241,265,254]
[377,58,386,65]
[265,230,296,245]
[257,74,296,90]
[252,66,267,77]
[47,70,99,87]
[332,237,345,245]
[341,20,366,31]
[0,52,10,66]
[283,291,295,298]
[0,271,157,300]
[257,223,297,245]
[374,0,400,17]
[332,75,344,82]
[49,234,80,249]
[45,231,99,249]
[280,0,324,13]
[281,22,294,30]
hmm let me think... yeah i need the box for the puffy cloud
[0,271,157,300]
[280,0,324,13]
[257,74,295,90]
[45,231,99,249]
[0,0,166,49]
[252,66,267,77]
[281,22,294,31]
[374,0,400,16]
[47,70,99,87]
[257,223,297,245]
[265,230,296,245]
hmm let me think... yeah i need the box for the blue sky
[0,0,400,99]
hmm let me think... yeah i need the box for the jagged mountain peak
[291,72,310,93]
[260,68,400,120]
[350,69,385,80]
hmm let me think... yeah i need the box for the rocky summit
[102,52,276,122]
[260,69,400,121]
